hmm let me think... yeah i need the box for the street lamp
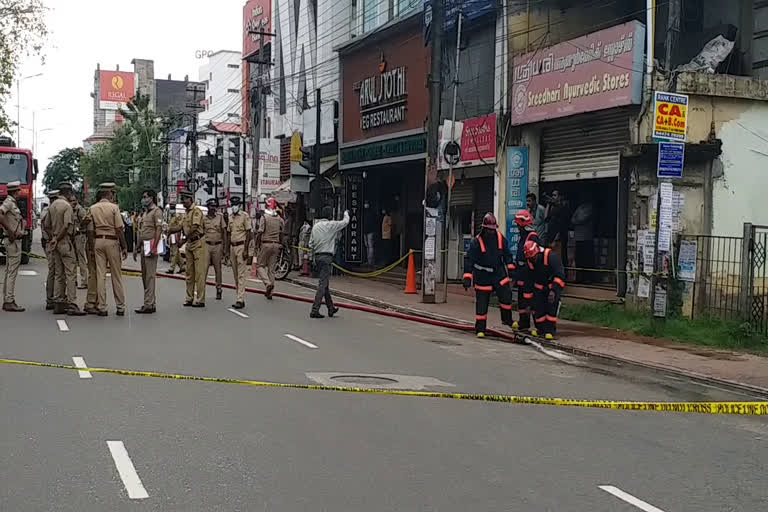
[34,128,53,155]
[16,73,44,146]
[32,107,54,155]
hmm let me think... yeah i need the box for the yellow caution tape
[1,358,765,416]
[293,246,413,278]
[23,252,47,260]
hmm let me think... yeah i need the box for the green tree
[43,147,83,192]
[0,0,48,134]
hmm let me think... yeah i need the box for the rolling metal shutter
[541,110,630,183]
[449,180,474,206]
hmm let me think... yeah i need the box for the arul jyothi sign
[511,21,646,125]
[356,65,408,131]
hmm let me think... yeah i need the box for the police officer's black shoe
[192,302,205,308]
[46,303,55,311]
[216,290,222,300]
[310,312,325,319]
[232,301,245,310]
[116,310,125,317]
[183,302,194,307]
[328,307,340,318]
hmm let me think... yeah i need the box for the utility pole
[442,12,463,303]
[312,88,322,213]
[248,30,274,211]
[185,82,206,200]
[422,0,444,304]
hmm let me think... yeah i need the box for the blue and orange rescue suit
[463,221,515,336]
[511,226,541,330]
[527,243,566,338]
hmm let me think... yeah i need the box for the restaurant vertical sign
[345,173,364,263]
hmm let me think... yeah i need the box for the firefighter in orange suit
[509,209,541,331]
[463,213,515,338]
[524,240,566,340]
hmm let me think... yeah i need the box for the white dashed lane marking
[284,334,318,349]
[57,320,69,332]
[599,485,666,512]
[71,356,92,379]
[228,308,249,319]
[107,441,149,500]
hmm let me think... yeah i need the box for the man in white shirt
[308,207,349,319]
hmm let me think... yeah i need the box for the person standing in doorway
[0,181,25,312]
[527,193,547,241]
[89,183,127,316]
[134,189,163,314]
[256,198,284,300]
[204,198,227,301]
[227,196,251,309]
[363,201,376,267]
[309,207,349,319]
[544,189,569,266]
[380,209,392,265]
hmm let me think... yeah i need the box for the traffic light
[299,146,313,174]
[228,137,240,175]
[215,139,224,175]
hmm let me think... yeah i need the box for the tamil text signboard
[506,147,529,255]
[511,21,645,125]
[99,71,136,110]
[438,113,497,170]
[653,91,688,142]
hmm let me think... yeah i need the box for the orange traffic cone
[404,251,417,294]
[301,257,310,276]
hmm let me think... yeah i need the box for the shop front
[337,14,429,267]
[511,20,646,288]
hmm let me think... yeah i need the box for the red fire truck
[0,136,38,264]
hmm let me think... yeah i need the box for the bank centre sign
[355,65,408,131]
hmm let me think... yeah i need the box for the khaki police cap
[179,190,194,199]
[98,182,117,191]
[58,181,74,190]
[230,196,242,205]
[5,181,21,192]
[46,189,60,197]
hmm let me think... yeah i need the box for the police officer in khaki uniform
[256,197,285,299]
[204,198,227,301]
[45,182,86,316]
[171,191,207,307]
[0,181,26,312]
[166,202,185,274]
[40,190,59,310]
[134,188,163,314]
[82,207,98,314]
[71,195,89,289]
[90,183,128,316]
[227,196,251,309]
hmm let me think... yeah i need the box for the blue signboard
[657,142,685,179]
[424,0,496,35]
[506,147,529,255]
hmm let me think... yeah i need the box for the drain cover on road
[331,375,398,385]
[307,372,454,391]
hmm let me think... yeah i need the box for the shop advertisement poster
[653,91,689,142]
[658,183,674,252]
[344,174,364,264]
[653,285,667,317]
[657,142,685,179]
[637,275,651,298]
[506,147,529,255]
[678,239,698,282]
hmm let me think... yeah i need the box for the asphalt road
[1,256,767,511]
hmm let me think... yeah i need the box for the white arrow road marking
[107,441,149,500]
[599,485,666,512]
[228,308,249,319]
[285,334,318,349]
[72,357,92,379]
[19,270,38,276]
[56,320,69,332]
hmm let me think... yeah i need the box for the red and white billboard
[99,71,136,110]
[439,113,497,170]
[243,0,272,59]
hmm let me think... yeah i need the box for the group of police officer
[1,180,286,316]
[464,209,566,340]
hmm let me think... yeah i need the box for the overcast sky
[9,0,243,192]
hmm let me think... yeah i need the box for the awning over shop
[271,179,297,204]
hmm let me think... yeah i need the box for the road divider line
[285,334,318,349]
[72,357,92,379]
[1,358,766,416]
[599,485,666,512]
[57,320,69,332]
[107,441,149,500]
[228,308,249,319]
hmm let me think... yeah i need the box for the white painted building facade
[198,50,244,127]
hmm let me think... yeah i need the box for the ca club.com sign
[653,91,689,142]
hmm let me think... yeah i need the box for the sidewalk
[282,273,768,395]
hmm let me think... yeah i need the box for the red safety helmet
[482,212,498,229]
[523,240,542,260]
[514,209,533,228]
[266,197,278,211]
